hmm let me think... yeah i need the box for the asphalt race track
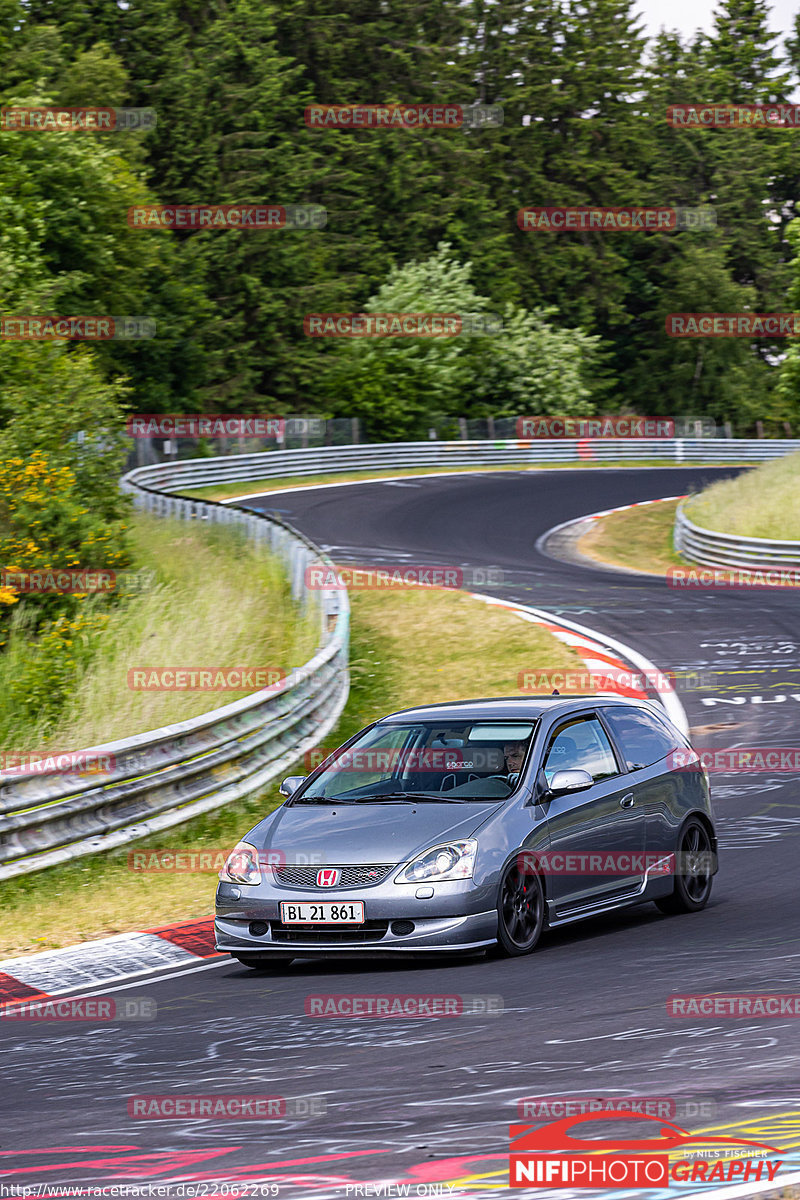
[3,467,800,1198]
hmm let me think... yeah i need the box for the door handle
[619,793,635,808]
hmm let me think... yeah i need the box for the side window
[543,716,620,785]
[602,706,683,770]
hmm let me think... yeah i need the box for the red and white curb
[584,495,687,521]
[536,494,687,573]
[0,916,219,1009]
[470,594,689,735]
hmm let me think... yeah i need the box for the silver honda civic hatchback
[215,696,718,967]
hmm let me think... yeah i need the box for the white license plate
[279,901,365,924]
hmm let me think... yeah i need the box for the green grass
[0,515,318,751]
[0,585,585,958]
[567,457,800,574]
[577,500,686,575]
[685,452,800,539]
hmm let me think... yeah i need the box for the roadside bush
[0,449,130,644]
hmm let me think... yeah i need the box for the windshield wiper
[294,790,499,805]
[290,795,357,805]
[349,791,470,804]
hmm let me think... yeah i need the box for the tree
[326,242,601,438]
[621,242,776,429]
[775,217,800,429]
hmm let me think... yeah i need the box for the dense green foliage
[2,0,800,435]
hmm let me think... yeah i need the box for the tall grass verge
[0,513,318,750]
[685,455,800,539]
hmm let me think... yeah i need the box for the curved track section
[3,467,800,1198]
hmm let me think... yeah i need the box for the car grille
[273,863,394,889]
[270,920,389,944]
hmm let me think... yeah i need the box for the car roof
[379,695,661,723]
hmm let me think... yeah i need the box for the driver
[479,740,527,788]
[502,741,526,777]
[438,740,529,793]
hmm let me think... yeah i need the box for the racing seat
[544,734,580,785]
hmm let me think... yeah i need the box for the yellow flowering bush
[0,449,130,642]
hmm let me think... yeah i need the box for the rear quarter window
[602,706,685,770]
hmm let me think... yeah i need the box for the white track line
[219,471,522,503]
[470,593,689,735]
[219,470,730,508]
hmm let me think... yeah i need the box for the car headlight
[219,841,261,885]
[395,840,477,884]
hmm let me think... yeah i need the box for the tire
[496,856,545,957]
[233,954,293,971]
[655,819,714,914]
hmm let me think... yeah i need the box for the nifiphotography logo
[509,1110,783,1188]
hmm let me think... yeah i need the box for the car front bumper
[214,873,499,954]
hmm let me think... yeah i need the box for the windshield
[293,720,537,803]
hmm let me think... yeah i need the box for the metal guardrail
[4,437,797,878]
[130,438,800,494]
[0,470,350,880]
[674,500,800,569]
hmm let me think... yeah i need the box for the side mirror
[547,769,594,795]
[280,775,306,798]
